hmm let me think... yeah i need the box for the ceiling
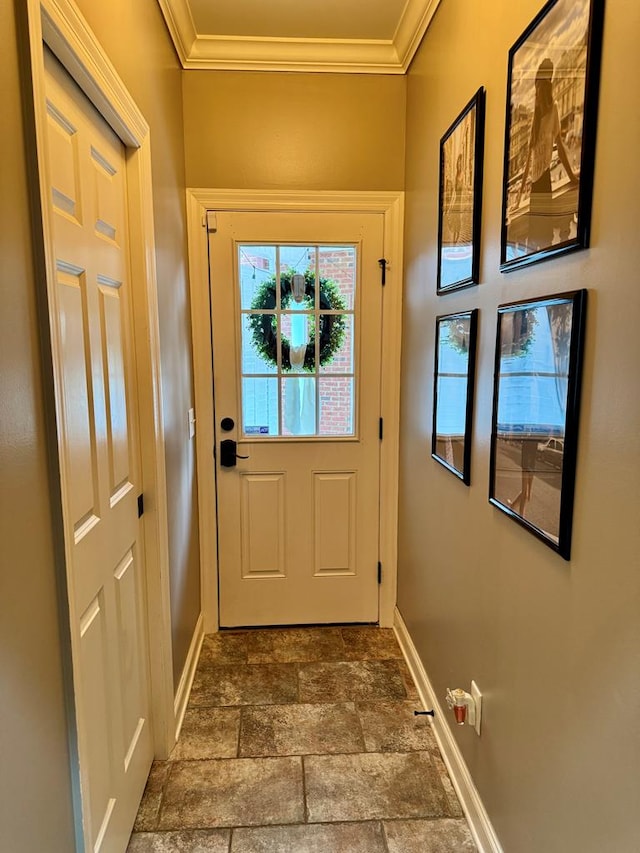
[156,0,441,74]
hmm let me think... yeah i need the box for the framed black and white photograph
[489,291,587,559]
[500,0,605,271]
[432,309,478,484]
[437,88,486,293]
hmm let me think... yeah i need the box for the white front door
[44,50,153,852]
[209,211,384,627]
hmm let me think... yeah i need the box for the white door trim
[24,0,175,777]
[187,189,404,631]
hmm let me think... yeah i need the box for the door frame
[22,0,176,806]
[186,189,404,631]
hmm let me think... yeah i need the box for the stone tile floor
[128,626,477,852]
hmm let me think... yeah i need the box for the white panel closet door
[44,49,153,853]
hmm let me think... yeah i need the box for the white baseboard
[393,607,503,853]
[173,612,204,744]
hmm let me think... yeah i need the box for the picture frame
[489,290,587,559]
[500,0,605,272]
[432,309,478,485]
[437,88,486,293]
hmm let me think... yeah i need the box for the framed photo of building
[437,88,486,293]
[432,309,478,484]
[489,290,587,559]
[500,0,605,271]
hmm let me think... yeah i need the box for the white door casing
[210,212,384,626]
[187,191,404,632]
[43,50,153,851]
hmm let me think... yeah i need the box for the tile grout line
[154,759,175,833]
[298,661,309,826]
[380,818,392,853]
[236,706,244,759]
[353,699,368,753]
[301,754,310,825]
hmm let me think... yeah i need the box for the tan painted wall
[0,1,76,849]
[399,1,640,851]
[74,0,201,685]
[183,71,406,190]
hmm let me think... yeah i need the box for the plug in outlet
[471,680,482,736]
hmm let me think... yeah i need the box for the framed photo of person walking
[489,290,587,560]
[437,88,486,293]
[500,0,605,272]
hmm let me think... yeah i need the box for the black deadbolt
[220,417,235,432]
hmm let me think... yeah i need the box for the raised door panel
[113,549,148,772]
[240,473,286,578]
[313,472,356,576]
[56,265,101,542]
[91,144,120,245]
[79,593,116,852]
[98,279,134,506]
[46,100,82,223]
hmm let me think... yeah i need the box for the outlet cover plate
[471,680,482,736]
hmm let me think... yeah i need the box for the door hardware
[220,439,249,467]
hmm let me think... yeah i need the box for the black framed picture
[489,290,587,559]
[437,88,486,293]
[500,0,605,271]
[432,309,478,485]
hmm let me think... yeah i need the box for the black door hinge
[137,494,144,518]
[377,561,382,584]
[379,417,384,440]
[378,258,388,286]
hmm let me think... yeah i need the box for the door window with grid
[238,244,357,438]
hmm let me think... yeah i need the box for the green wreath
[247,270,347,372]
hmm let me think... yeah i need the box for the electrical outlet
[471,680,482,736]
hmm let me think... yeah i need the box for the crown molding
[186,36,403,74]
[156,0,196,66]
[157,0,440,74]
[395,0,441,71]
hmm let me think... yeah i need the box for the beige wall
[74,0,201,684]
[183,70,406,190]
[0,1,76,849]
[399,1,640,851]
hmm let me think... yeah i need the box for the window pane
[281,377,316,436]
[242,314,277,374]
[279,247,316,309]
[238,246,276,309]
[281,310,315,373]
[318,246,356,310]
[319,314,353,375]
[242,377,279,437]
[319,377,354,436]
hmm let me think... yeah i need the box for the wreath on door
[247,270,347,372]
